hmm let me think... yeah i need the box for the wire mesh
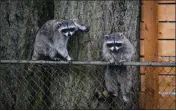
[0,59,175,109]
[139,57,176,109]
[0,0,175,109]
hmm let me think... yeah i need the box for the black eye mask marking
[115,43,122,47]
[106,43,122,48]
[69,28,75,32]
[61,28,75,33]
[106,43,114,48]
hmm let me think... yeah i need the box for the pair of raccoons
[32,19,135,103]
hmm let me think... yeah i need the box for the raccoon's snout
[110,47,116,52]
[68,32,71,37]
[110,46,120,53]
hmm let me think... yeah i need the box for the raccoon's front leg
[118,55,130,66]
[32,50,40,60]
[49,49,61,61]
[105,55,115,64]
[57,49,72,61]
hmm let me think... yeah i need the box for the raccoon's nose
[68,33,71,37]
[113,47,117,52]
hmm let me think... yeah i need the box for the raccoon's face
[104,33,124,52]
[60,26,76,37]
[58,20,88,37]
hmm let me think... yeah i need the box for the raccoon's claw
[109,59,115,64]
[66,56,73,65]
[52,58,60,61]
[66,56,72,61]
[119,59,126,62]
[68,59,73,63]
[119,59,126,65]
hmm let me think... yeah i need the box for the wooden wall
[140,0,175,109]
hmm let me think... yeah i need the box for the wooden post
[143,1,159,109]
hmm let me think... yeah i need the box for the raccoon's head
[57,20,88,37]
[104,33,125,52]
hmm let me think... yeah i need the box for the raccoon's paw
[53,58,61,61]
[66,56,72,61]
[102,90,110,98]
[108,58,115,64]
[66,56,73,64]
[119,59,126,65]
[110,59,115,64]
[119,59,126,62]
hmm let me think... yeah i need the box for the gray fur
[32,19,88,60]
[102,33,135,103]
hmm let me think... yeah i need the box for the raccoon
[32,19,88,61]
[102,33,135,103]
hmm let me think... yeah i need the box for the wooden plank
[159,86,176,92]
[141,75,175,92]
[140,57,176,62]
[140,92,176,109]
[142,0,176,3]
[158,0,176,3]
[140,57,175,75]
[139,92,145,109]
[140,66,176,74]
[158,67,176,74]
[140,23,176,39]
[140,40,144,55]
[142,4,176,21]
[141,75,145,92]
[158,95,176,109]
[158,23,176,39]
[140,40,176,56]
[158,40,176,56]
[143,1,159,109]
[140,23,147,39]
[158,4,176,21]
[159,76,176,87]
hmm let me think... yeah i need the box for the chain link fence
[140,57,176,109]
[0,0,175,110]
[0,59,175,110]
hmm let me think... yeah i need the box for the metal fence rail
[0,60,175,67]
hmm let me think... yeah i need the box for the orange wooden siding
[141,23,176,39]
[142,4,176,21]
[140,40,175,56]
[140,0,176,109]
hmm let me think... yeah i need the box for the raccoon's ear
[119,33,126,39]
[104,35,109,40]
[119,33,124,37]
[56,21,62,28]
[72,18,77,22]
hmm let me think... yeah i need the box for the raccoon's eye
[106,44,113,47]
[61,29,68,33]
[115,43,122,47]
[69,28,75,32]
